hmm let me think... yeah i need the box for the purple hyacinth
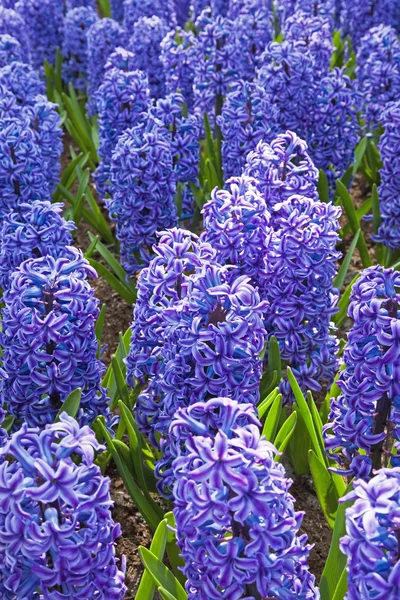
[110,0,124,21]
[174,0,191,26]
[123,0,176,30]
[0,6,29,58]
[108,119,178,275]
[66,0,96,8]
[0,115,50,219]
[0,201,75,290]
[62,6,99,92]
[0,249,111,429]
[0,414,126,599]
[15,0,64,70]
[244,130,319,213]
[340,468,400,600]
[217,80,278,179]
[172,397,319,599]
[231,0,273,80]
[341,0,398,48]
[0,33,24,67]
[295,0,335,19]
[324,266,400,480]
[95,65,150,197]
[356,25,400,131]
[257,40,316,139]
[283,9,333,74]
[86,17,125,113]
[0,60,44,104]
[104,47,136,73]
[127,16,169,99]
[160,27,197,110]
[193,9,239,122]
[374,101,400,249]
[308,68,360,193]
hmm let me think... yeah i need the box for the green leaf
[164,512,186,583]
[88,258,136,305]
[320,484,353,600]
[55,388,82,422]
[139,547,188,600]
[111,356,131,406]
[340,196,372,237]
[267,335,281,381]
[114,439,135,474]
[331,567,348,600]
[2,415,15,432]
[257,388,279,418]
[53,153,89,202]
[336,180,372,268]
[259,369,278,399]
[262,394,282,442]
[95,304,106,357]
[288,407,310,474]
[103,327,132,402]
[274,412,297,459]
[135,520,168,600]
[308,450,338,528]
[334,230,360,289]
[318,169,330,203]
[352,137,368,176]
[159,588,179,600]
[98,0,111,17]
[333,273,360,328]
[88,232,133,292]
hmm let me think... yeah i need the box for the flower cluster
[0,249,111,429]
[66,0,96,8]
[86,17,125,113]
[193,10,239,122]
[0,414,126,599]
[374,101,400,249]
[341,0,398,48]
[95,65,150,197]
[109,0,123,21]
[15,0,64,70]
[340,469,400,599]
[244,130,319,214]
[308,68,359,193]
[324,266,400,480]
[127,16,169,99]
[257,40,316,138]
[108,119,177,275]
[295,0,335,19]
[0,201,75,290]
[175,0,191,26]
[283,9,333,74]
[0,5,29,58]
[62,6,99,92]
[0,60,44,105]
[160,27,197,110]
[218,79,278,179]
[0,114,50,219]
[172,397,319,599]
[356,25,400,131]
[0,33,24,67]
[123,0,176,30]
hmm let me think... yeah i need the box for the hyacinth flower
[0,201,75,290]
[0,414,126,599]
[86,18,125,114]
[15,0,64,70]
[127,16,169,99]
[230,0,273,80]
[356,25,400,131]
[0,5,30,58]
[217,80,278,179]
[192,9,239,123]
[171,397,319,599]
[283,9,333,75]
[340,469,400,600]
[295,0,335,19]
[0,248,111,429]
[0,115,50,219]
[257,40,316,139]
[160,27,197,110]
[308,68,359,193]
[244,130,319,214]
[174,0,191,26]
[66,0,96,8]
[123,0,176,30]
[374,101,400,249]
[95,66,150,197]
[104,47,136,73]
[108,119,178,275]
[62,6,99,92]
[109,0,123,21]
[151,93,200,217]
[0,60,44,104]
[324,266,400,480]
[341,0,398,48]
[0,33,24,67]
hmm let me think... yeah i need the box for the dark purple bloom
[340,468,400,599]
[341,0,399,48]
[324,266,400,479]
[0,414,126,599]
[174,0,191,26]
[110,0,124,21]
[66,0,96,8]
[172,397,319,599]
[0,201,75,290]
[123,0,176,30]
[0,60,44,104]
[62,6,99,92]
[0,6,30,59]
[0,33,24,67]
[283,9,333,74]
[160,27,197,110]
[0,249,111,429]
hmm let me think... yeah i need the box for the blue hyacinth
[62,6,99,92]
[0,60,44,104]
[324,266,400,479]
[0,33,24,67]
[160,27,197,110]
[0,6,30,58]
[0,249,111,429]
[123,0,176,30]
[172,397,319,599]
[341,0,399,48]
[0,414,126,599]
[283,9,333,74]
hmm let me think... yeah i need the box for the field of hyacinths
[3,0,400,598]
